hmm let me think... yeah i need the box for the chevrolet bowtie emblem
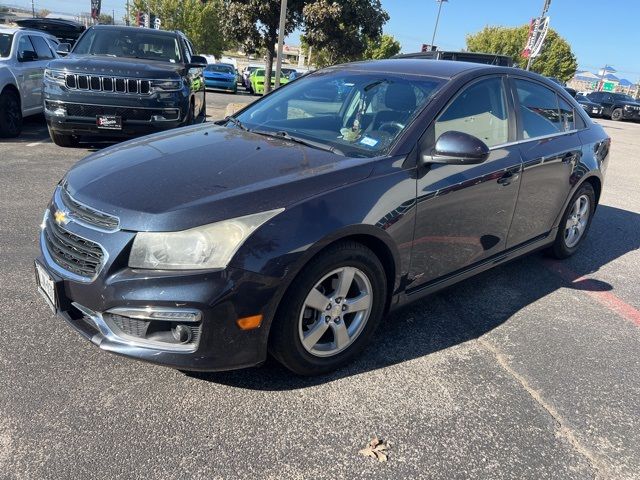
[54,210,70,225]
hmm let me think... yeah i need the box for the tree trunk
[264,29,277,94]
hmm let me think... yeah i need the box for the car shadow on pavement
[188,204,639,390]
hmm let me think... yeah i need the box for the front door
[409,76,522,289]
[13,35,41,111]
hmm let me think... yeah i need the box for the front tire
[0,89,23,138]
[611,108,623,121]
[270,241,387,376]
[548,183,595,259]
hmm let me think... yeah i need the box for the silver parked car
[0,26,59,137]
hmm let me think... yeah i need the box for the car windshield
[235,69,444,158]
[0,33,13,58]
[206,64,234,74]
[612,93,636,102]
[73,28,181,63]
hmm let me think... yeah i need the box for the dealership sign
[90,0,101,19]
[522,16,550,59]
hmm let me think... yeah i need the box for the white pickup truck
[0,26,59,137]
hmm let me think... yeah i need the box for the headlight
[44,68,66,85]
[151,79,183,91]
[128,208,284,270]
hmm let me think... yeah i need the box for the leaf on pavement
[359,436,390,462]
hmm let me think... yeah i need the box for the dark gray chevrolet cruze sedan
[35,59,610,375]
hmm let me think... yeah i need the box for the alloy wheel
[564,194,590,248]
[298,266,373,357]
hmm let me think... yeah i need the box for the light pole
[274,0,288,89]
[430,0,448,50]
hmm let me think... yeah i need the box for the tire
[270,241,387,376]
[47,126,78,147]
[0,89,23,138]
[611,108,623,121]
[184,100,195,126]
[547,182,596,259]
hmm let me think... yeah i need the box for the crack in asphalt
[478,337,608,480]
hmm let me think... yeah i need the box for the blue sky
[11,0,640,82]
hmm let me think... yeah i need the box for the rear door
[409,75,522,288]
[506,77,583,248]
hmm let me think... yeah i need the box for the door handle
[497,171,519,186]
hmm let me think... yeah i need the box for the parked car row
[240,64,305,95]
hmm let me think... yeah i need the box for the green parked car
[249,67,297,95]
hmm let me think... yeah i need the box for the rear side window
[435,77,509,148]
[557,96,575,131]
[30,35,54,60]
[17,35,37,61]
[515,79,562,138]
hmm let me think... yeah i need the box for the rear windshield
[0,33,13,58]
[73,28,182,63]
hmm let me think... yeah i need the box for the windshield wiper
[251,129,344,156]
[220,116,248,131]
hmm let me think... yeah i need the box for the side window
[514,79,562,139]
[17,35,37,61]
[557,96,575,131]
[434,76,509,148]
[181,38,191,63]
[30,35,54,60]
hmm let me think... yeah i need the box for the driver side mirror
[56,43,71,56]
[187,55,208,69]
[421,130,490,166]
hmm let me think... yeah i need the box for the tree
[98,13,113,24]
[466,25,577,82]
[363,34,400,60]
[37,9,51,18]
[303,0,389,66]
[222,0,306,93]
[130,0,226,56]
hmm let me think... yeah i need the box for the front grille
[43,216,104,279]
[64,103,180,122]
[65,74,151,95]
[60,187,119,231]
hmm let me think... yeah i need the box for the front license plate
[96,115,122,130]
[35,261,56,312]
[593,108,598,113]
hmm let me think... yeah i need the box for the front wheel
[548,183,595,259]
[611,108,623,121]
[270,241,387,376]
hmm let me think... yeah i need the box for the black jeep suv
[43,25,206,146]
[586,91,640,121]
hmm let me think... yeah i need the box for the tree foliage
[130,0,226,56]
[222,0,306,92]
[37,9,51,18]
[303,0,388,66]
[97,13,113,24]
[364,34,400,60]
[466,25,578,82]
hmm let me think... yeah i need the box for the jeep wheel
[611,108,623,121]
[48,126,79,147]
[0,89,23,138]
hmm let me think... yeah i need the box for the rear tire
[0,89,23,138]
[270,241,387,376]
[547,183,596,259]
[47,126,79,147]
[611,108,623,121]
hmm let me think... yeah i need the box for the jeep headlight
[151,79,183,91]
[44,68,66,85]
[128,209,283,270]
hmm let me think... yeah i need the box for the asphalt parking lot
[1,92,639,480]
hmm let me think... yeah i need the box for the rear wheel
[270,241,387,376]
[47,126,79,147]
[611,108,623,121]
[0,89,22,138]
[548,183,596,259]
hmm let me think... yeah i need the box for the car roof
[0,26,19,34]
[0,25,54,37]
[328,58,498,79]
[90,25,179,36]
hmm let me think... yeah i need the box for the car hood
[64,124,374,232]
[47,54,184,79]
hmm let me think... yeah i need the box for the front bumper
[621,108,640,120]
[204,78,236,91]
[35,188,281,371]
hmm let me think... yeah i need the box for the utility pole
[112,9,115,24]
[274,0,287,89]
[126,0,130,26]
[430,0,448,50]
[31,0,35,17]
[526,0,551,70]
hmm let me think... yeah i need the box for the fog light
[172,324,193,343]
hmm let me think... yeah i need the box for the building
[567,66,638,96]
